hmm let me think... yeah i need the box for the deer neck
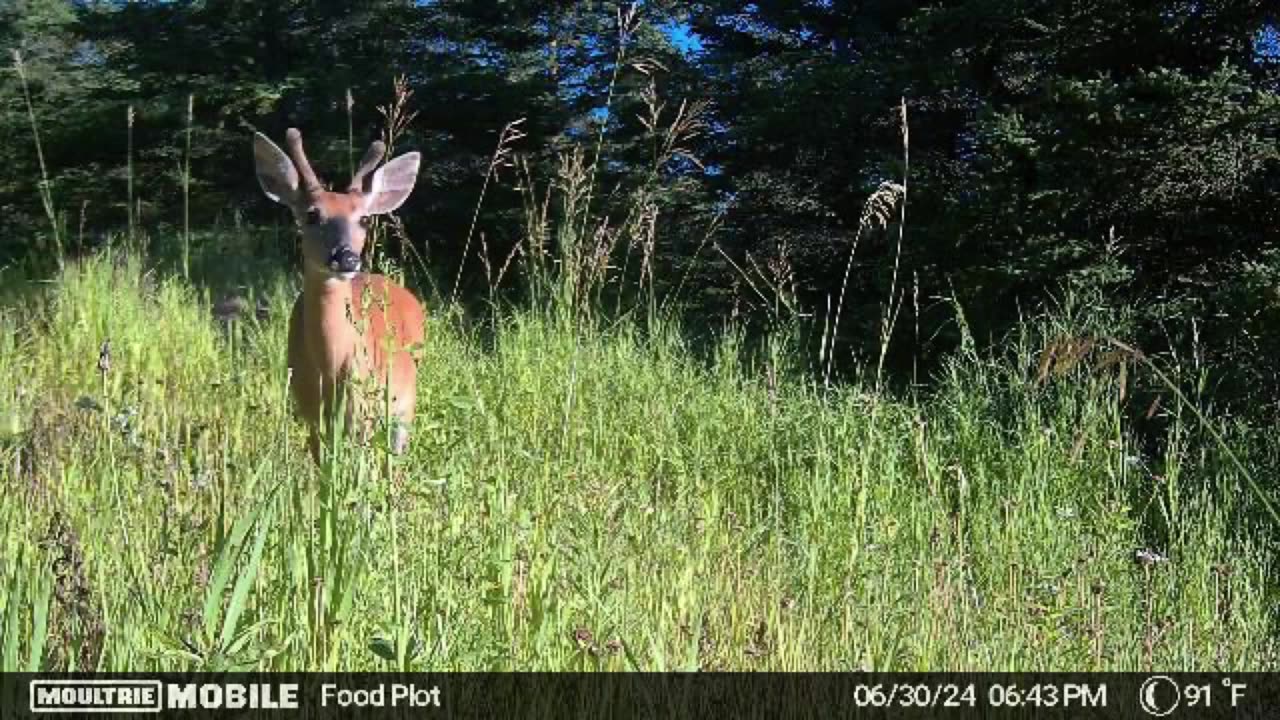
[301,272,361,380]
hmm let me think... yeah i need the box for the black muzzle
[329,247,361,275]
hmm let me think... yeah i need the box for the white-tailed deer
[253,128,426,464]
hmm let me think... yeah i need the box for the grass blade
[220,500,277,652]
[25,570,51,671]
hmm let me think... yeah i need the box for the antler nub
[350,140,387,193]
[285,128,324,192]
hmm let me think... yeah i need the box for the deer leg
[307,430,323,466]
[390,420,410,455]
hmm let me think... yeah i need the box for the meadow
[0,230,1276,671]
[2,24,1278,670]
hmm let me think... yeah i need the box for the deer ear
[364,152,420,215]
[253,132,300,206]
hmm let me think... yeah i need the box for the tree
[689,0,1280,396]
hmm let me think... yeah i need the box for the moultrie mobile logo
[29,679,163,713]
[28,679,302,713]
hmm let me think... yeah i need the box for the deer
[253,128,426,464]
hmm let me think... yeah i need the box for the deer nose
[328,247,361,275]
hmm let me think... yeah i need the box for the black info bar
[3,672,1278,718]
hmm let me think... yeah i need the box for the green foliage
[0,249,1277,670]
[1,1,704,293]
[690,0,1280,408]
[6,3,1274,405]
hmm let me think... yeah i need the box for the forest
[2,1,1275,391]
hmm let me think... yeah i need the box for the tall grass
[181,95,194,281]
[0,247,1276,671]
[126,105,136,244]
[12,51,63,269]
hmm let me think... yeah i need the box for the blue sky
[1257,25,1280,60]
[662,22,704,55]
[666,19,1278,62]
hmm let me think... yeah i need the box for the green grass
[0,248,1276,671]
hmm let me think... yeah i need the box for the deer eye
[358,216,372,229]
[304,208,322,225]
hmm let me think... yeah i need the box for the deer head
[253,128,421,281]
